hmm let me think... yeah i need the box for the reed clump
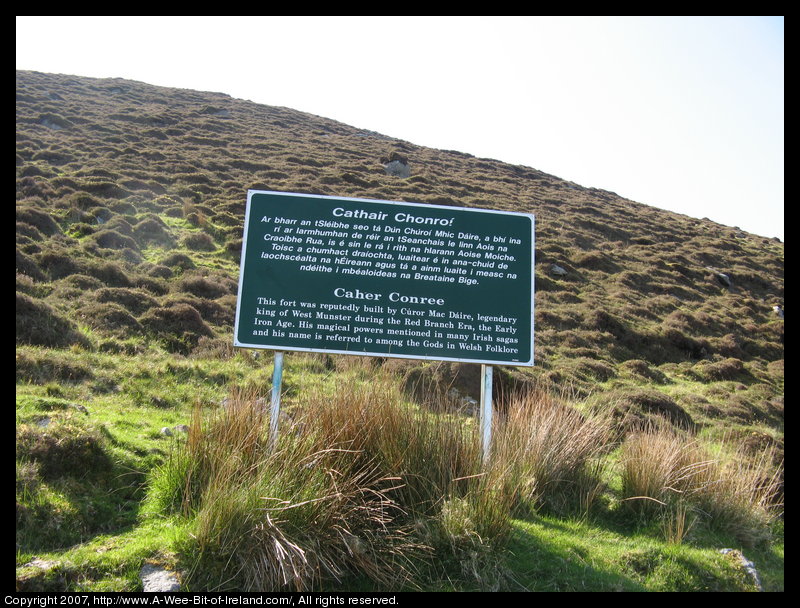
[148,365,782,590]
[149,366,619,591]
[491,387,614,517]
[620,423,783,546]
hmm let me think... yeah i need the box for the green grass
[505,516,763,592]
[16,353,784,592]
[16,520,186,592]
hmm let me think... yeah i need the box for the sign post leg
[270,351,284,448]
[480,364,493,464]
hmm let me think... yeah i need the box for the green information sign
[234,191,535,365]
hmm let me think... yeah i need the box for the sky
[16,16,784,240]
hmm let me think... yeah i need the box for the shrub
[696,357,746,381]
[104,216,135,236]
[95,287,159,315]
[212,211,241,227]
[224,238,243,258]
[80,180,129,199]
[573,357,617,382]
[147,264,173,279]
[133,217,174,245]
[16,349,94,384]
[620,359,669,384]
[661,327,709,360]
[16,249,45,281]
[16,221,45,242]
[87,261,132,287]
[133,275,170,296]
[110,200,138,216]
[179,275,231,299]
[16,273,46,297]
[60,273,103,291]
[140,303,214,353]
[37,249,86,280]
[605,388,695,433]
[76,302,143,334]
[584,309,628,339]
[160,253,195,270]
[166,294,235,327]
[68,222,96,237]
[16,292,89,349]
[17,176,57,200]
[181,231,216,251]
[68,192,102,210]
[571,250,617,272]
[92,229,139,251]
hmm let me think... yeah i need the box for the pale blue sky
[17,16,783,240]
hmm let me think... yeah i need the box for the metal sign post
[480,364,493,463]
[269,351,284,447]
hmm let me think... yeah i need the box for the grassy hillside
[16,70,783,592]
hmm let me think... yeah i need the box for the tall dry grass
[300,370,483,514]
[491,387,614,516]
[169,381,428,591]
[151,369,508,590]
[620,424,783,546]
[147,367,625,590]
[299,367,518,563]
[693,440,784,546]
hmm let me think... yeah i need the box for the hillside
[16,70,784,592]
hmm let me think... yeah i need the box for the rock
[173,424,190,434]
[16,558,64,592]
[70,403,89,415]
[550,264,568,276]
[140,563,181,592]
[720,549,762,591]
[447,388,479,416]
[705,267,731,287]
[23,557,58,570]
[773,305,784,318]
[160,427,173,436]
[384,160,410,178]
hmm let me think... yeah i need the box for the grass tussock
[620,424,783,546]
[492,388,613,517]
[148,367,629,591]
[150,379,429,591]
